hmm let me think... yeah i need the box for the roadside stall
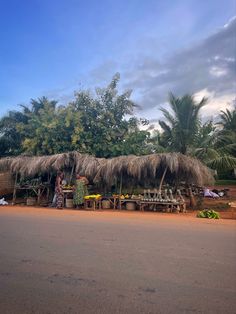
[93,153,214,212]
[0,152,214,211]
[12,176,51,205]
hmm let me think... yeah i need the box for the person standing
[73,173,89,208]
[55,171,64,209]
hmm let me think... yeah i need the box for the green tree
[158,95,236,174]
[0,74,153,157]
[192,121,219,163]
[0,109,28,156]
[158,93,207,154]
[16,97,81,155]
[69,73,152,157]
[206,106,236,172]
[218,106,236,131]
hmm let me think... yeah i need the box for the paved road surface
[0,207,236,314]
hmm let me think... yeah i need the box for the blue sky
[0,0,235,119]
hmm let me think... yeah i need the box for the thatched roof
[94,153,214,187]
[0,152,101,181]
[0,152,214,186]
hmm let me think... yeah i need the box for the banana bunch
[84,194,102,200]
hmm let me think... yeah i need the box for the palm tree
[207,106,236,172]
[159,93,207,154]
[218,106,236,131]
[193,107,236,172]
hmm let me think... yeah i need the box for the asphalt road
[0,207,236,314]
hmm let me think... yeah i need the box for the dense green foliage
[0,74,235,177]
[68,74,152,157]
[158,94,236,173]
[158,93,207,154]
[0,74,152,157]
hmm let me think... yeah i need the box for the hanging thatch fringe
[93,153,214,187]
[0,152,214,186]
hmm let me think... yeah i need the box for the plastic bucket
[126,202,136,210]
[26,197,36,206]
[66,198,74,208]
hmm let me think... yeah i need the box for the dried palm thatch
[0,152,214,186]
[0,152,79,177]
[75,154,107,181]
[94,153,214,187]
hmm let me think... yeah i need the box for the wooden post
[158,167,167,193]
[188,186,196,208]
[47,173,53,203]
[115,177,118,194]
[37,188,41,205]
[119,173,123,196]
[12,172,18,205]
[69,162,75,184]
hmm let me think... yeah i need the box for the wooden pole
[158,167,167,193]
[115,177,118,194]
[69,162,75,184]
[119,173,123,195]
[12,172,18,205]
[188,186,197,208]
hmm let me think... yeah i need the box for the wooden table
[62,189,73,207]
[101,196,120,209]
[140,200,186,212]
[12,184,51,205]
[84,198,102,210]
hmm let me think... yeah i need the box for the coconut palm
[216,107,236,155]
[218,106,236,131]
[159,93,207,154]
[207,106,236,172]
[192,108,236,172]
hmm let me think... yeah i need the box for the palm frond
[207,155,236,171]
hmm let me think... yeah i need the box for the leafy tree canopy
[0,74,152,157]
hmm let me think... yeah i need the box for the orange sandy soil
[1,204,236,314]
[198,187,236,219]
[200,198,236,219]
[1,204,236,220]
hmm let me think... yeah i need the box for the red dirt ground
[0,205,235,314]
[1,203,236,219]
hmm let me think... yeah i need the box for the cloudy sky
[0,0,235,120]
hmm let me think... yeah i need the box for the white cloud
[209,66,228,77]
[194,88,235,120]
[121,15,236,117]
[223,15,236,28]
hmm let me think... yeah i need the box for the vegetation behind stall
[0,151,213,208]
[0,74,235,208]
[0,74,235,176]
